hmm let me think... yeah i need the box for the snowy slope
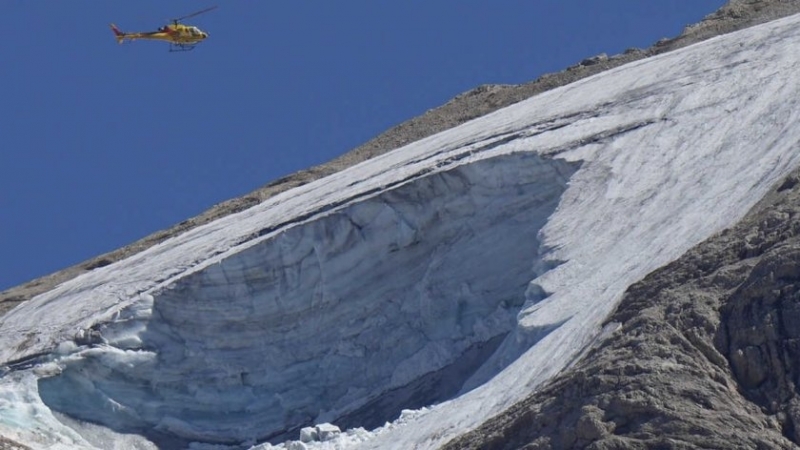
[3,11,800,450]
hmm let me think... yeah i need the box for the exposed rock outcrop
[0,437,31,450]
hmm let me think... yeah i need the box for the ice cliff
[4,9,800,450]
[34,153,577,445]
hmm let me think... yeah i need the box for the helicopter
[109,6,216,52]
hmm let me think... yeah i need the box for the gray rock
[580,53,608,66]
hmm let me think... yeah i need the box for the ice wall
[37,153,578,445]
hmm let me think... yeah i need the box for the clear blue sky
[0,1,726,291]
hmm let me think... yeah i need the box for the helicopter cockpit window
[188,26,201,36]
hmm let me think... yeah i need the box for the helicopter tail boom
[109,24,125,43]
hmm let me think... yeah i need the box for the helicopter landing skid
[169,43,197,52]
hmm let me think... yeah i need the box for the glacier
[4,11,800,450]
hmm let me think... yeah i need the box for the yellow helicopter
[110,6,216,52]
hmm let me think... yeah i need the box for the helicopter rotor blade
[171,5,217,24]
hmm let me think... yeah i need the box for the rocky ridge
[4,0,798,316]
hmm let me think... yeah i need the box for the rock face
[0,436,32,450]
[441,173,800,449]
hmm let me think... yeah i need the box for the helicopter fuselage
[111,23,208,45]
[110,6,215,51]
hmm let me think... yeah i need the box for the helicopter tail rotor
[109,24,125,43]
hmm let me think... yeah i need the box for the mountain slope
[352,13,800,450]
[442,169,800,449]
[4,6,800,450]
